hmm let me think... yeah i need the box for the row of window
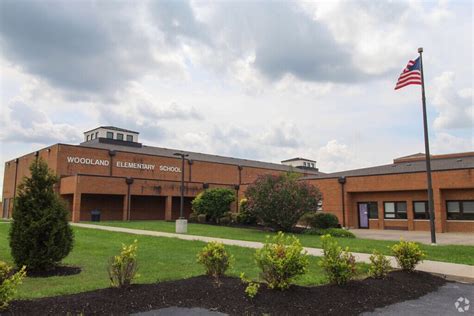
[86,132,99,141]
[105,132,133,142]
[362,200,474,220]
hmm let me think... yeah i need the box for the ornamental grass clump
[368,250,392,278]
[319,234,356,285]
[391,239,426,272]
[255,232,309,290]
[108,240,139,288]
[197,242,233,285]
[0,261,26,310]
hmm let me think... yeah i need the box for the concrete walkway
[72,223,474,282]
[350,229,474,246]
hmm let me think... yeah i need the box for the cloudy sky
[0,0,472,194]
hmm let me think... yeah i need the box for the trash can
[91,209,101,222]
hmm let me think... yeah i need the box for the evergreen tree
[9,158,74,271]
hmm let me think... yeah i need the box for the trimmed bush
[368,251,392,278]
[299,212,316,228]
[236,198,257,225]
[311,213,339,229]
[391,239,426,272]
[197,214,207,223]
[192,188,236,223]
[197,242,233,285]
[9,158,74,271]
[245,173,322,232]
[188,212,198,223]
[0,261,26,310]
[108,240,139,288]
[255,232,309,290]
[305,228,355,238]
[319,234,356,285]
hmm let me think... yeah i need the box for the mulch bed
[5,271,446,315]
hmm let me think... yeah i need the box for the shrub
[245,173,322,232]
[236,198,257,225]
[197,242,233,285]
[0,261,26,310]
[310,213,339,229]
[188,212,198,223]
[305,228,355,238]
[368,250,392,278]
[9,158,74,271]
[192,188,236,223]
[197,214,207,223]
[240,272,260,299]
[218,215,231,226]
[391,239,426,272]
[255,232,309,290]
[299,212,316,228]
[108,240,139,288]
[319,234,356,285]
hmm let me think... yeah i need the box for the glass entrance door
[358,203,369,228]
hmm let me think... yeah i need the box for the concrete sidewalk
[350,229,474,246]
[72,223,474,282]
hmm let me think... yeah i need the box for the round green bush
[311,213,340,229]
[236,198,257,225]
[191,188,235,223]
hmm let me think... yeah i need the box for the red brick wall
[80,194,124,221]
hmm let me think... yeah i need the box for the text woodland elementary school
[2,126,474,233]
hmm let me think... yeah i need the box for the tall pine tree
[9,158,74,271]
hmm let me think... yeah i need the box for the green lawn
[0,224,367,300]
[89,220,474,266]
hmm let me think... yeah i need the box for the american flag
[394,57,422,90]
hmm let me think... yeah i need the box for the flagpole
[418,47,436,245]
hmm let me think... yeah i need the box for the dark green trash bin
[91,209,101,222]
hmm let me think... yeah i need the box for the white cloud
[431,72,473,130]
[432,132,473,154]
[0,100,81,144]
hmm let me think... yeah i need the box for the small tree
[108,240,139,288]
[9,158,74,271]
[191,188,235,223]
[197,242,233,285]
[245,173,321,232]
[255,232,309,290]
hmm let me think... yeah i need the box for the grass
[89,220,474,266]
[0,223,367,300]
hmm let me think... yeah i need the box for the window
[447,201,474,220]
[95,132,99,139]
[126,135,133,142]
[384,202,407,219]
[367,202,378,219]
[413,201,430,219]
[117,133,124,140]
[106,132,113,139]
[86,135,90,141]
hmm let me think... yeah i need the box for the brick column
[165,196,173,220]
[433,188,444,233]
[72,192,81,222]
[407,198,414,231]
[377,201,385,230]
[122,195,128,221]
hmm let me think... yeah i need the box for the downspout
[125,177,134,221]
[338,176,347,228]
[188,159,193,182]
[237,165,243,212]
[108,150,116,176]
